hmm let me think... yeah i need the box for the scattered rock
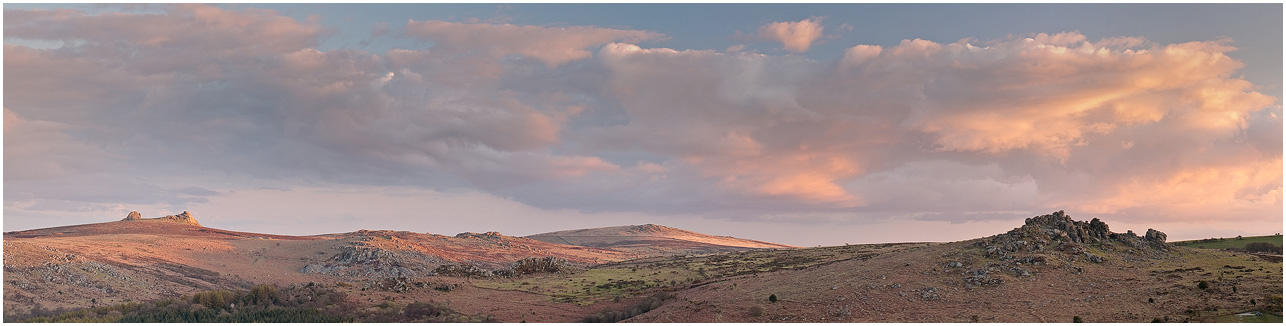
[965,275,1004,287]
[915,287,940,300]
[1084,252,1105,264]
[506,256,573,276]
[454,231,504,240]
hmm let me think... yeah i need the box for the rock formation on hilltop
[628,224,669,233]
[159,211,201,226]
[119,210,201,226]
[952,211,1173,288]
[1016,210,1168,248]
[977,210,1170,263]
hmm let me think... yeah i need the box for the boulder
[122,211,142,221]
[1145,229,1167,245]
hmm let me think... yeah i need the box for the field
[1172,235,1283,250]
[470,243,928,305]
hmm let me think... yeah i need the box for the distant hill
[525,224,793,256]
[2,212,783,318]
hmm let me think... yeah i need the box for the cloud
[3,4,1279,242]
[758,18,824,53]
[404,20,662,67]
[847,35,1276,158]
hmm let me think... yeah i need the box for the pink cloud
[758,18,824,53]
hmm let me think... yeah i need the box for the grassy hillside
[1173,235,1282,250]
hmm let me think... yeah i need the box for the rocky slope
[626,211,1282,322]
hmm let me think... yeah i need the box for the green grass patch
[1173,235,1282,250]
[473,267,698,305]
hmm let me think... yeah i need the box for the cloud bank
[4,5,1280,244]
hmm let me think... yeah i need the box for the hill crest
[525,223,793,255]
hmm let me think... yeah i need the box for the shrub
[1073,316,1083,323]
[249,284,277,305]
[581,293,672,322]
[191,290,234,309]
[1244,242,1283,254]
[404,302,446,320]
[1148,298,1155,303]
[1197,281,1209,290]
[769,294,778,303]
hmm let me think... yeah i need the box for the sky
[3,3,1283,246]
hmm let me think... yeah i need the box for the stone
[1145,229,1167,245]
[123,211,142,221]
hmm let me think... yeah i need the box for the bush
[1244,242,1283,254]
[1073,316,1083,323]
[581,293,672,322]
[191,290,235,309]
[769,294,778,303]
[1198,281,1210,290]
[249,284,278,305]
[404,302,446,320]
